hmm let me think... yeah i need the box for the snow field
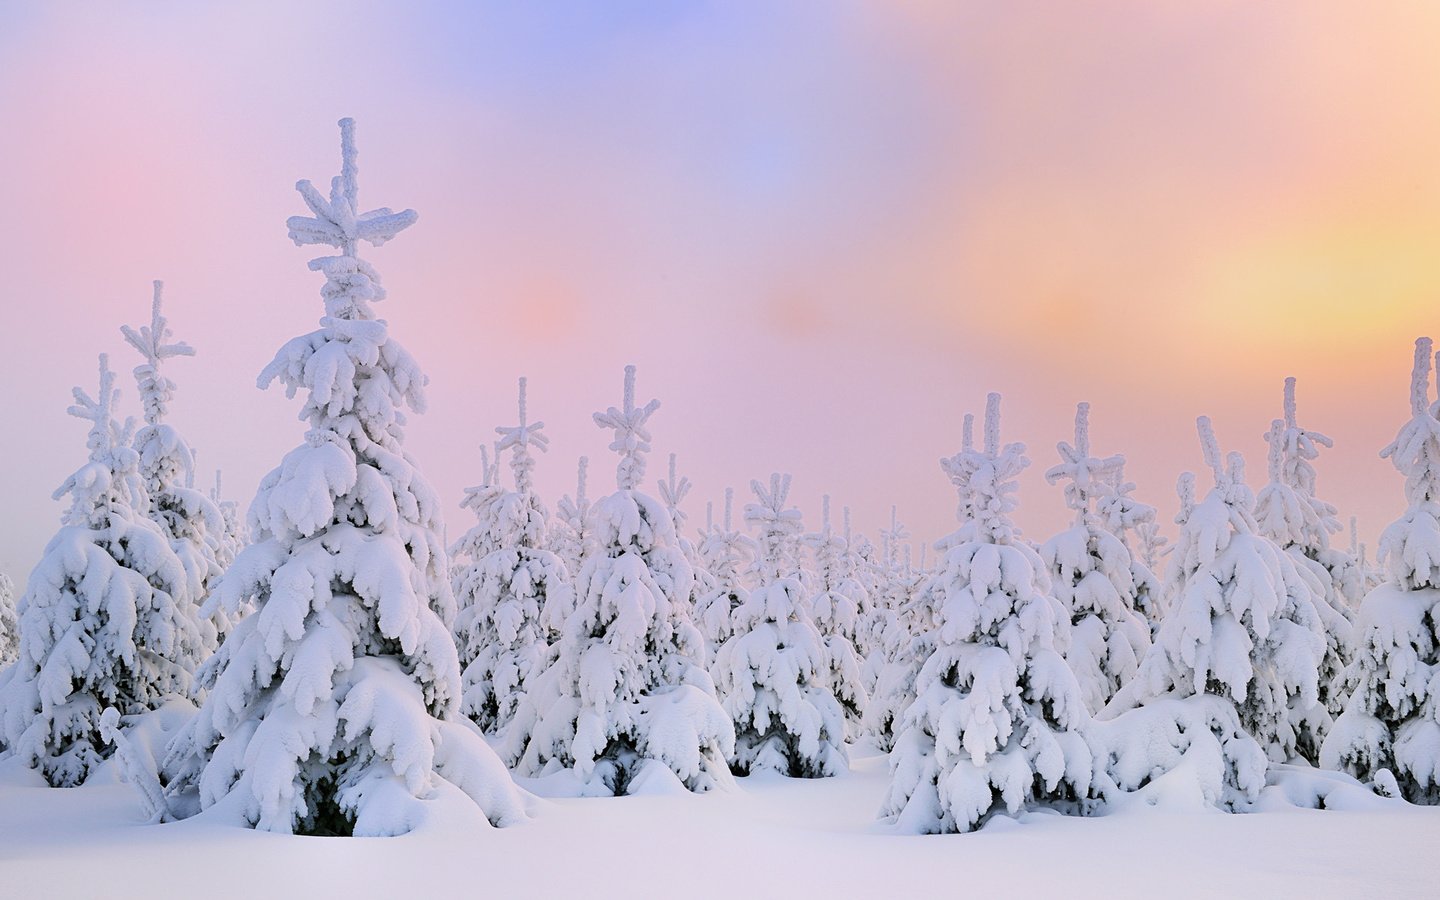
[2,746,1438,899]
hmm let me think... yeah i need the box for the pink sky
[2,3,1439,581]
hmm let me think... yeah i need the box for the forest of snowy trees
[2,118,1439,838]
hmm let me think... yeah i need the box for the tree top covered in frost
[593,365,660,491]
[1094,462,1158,542]
[120,281,194,427]
[955,393,1028,545]
[1267,377,1333,499]
[496,377,548,496]
[745,473,804,584]
[56,354,139,524]
[658,453,693,535]
[1376,337,1440,589]
[1045,402,1123,521]
[285,117,417,261]
[1380,338,1440,507]
[938,412,977,526]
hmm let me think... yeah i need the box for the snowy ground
[2,745,1437,899]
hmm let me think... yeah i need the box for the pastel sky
[2,2,1439,581]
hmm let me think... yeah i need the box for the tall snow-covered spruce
[514,366,733,795]
[882,394,1094,834]
[1324,339,1440,802]
[713,475,847,777]
[1039,403,1151,715]
[121,282,229,654]
[160,119,524,835]
[451,378,570,751]
[1099,417,1326,809]
[0,356,201,786]
[1252,378,1356,763]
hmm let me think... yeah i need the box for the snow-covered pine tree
[694,488,753,667]
[208,470,246,573]
[542,456,588,641]
[1253,384,1357,763]
[840,507,877,651]
[1135,517,1170,579]
[859,505,911,697]
[882,393,1094,833]
[1040,403,1151,715]
[873,507,911,640]
[659,453,710,619]
[121,281,228,655]
[552,455,593,590]
[1099,417,1326,806]
[804,497,869,737]
[1093,463,1165,630]
[1350,517,1385,593]
[712,475,846,777]
[1155,470,1198,623]
[864,442,970,755]
[452,378,570,747]
[658,455,694,563]
[1323,339,1440,802]
[515,366,733,794]
[864,537,942,754]
[160,119,523,835]
[1261,378,1365,612]
[0,573,15,667]
[0,355,201,786]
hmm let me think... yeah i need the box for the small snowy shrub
[0,356,201,787]
[513,367,734,794]
[713,476,847,777]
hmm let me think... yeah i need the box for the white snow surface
[1,742,1437,899]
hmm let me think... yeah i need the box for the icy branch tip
[1196,416,1223,483]
[1266,419,1284,483]
[1226,451,1245,487]
[1176,471,1196,515]
[338,117,358,210]
[1412,337,1433,416]
[1074,402,1091,456]
[984,393,1001,456]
